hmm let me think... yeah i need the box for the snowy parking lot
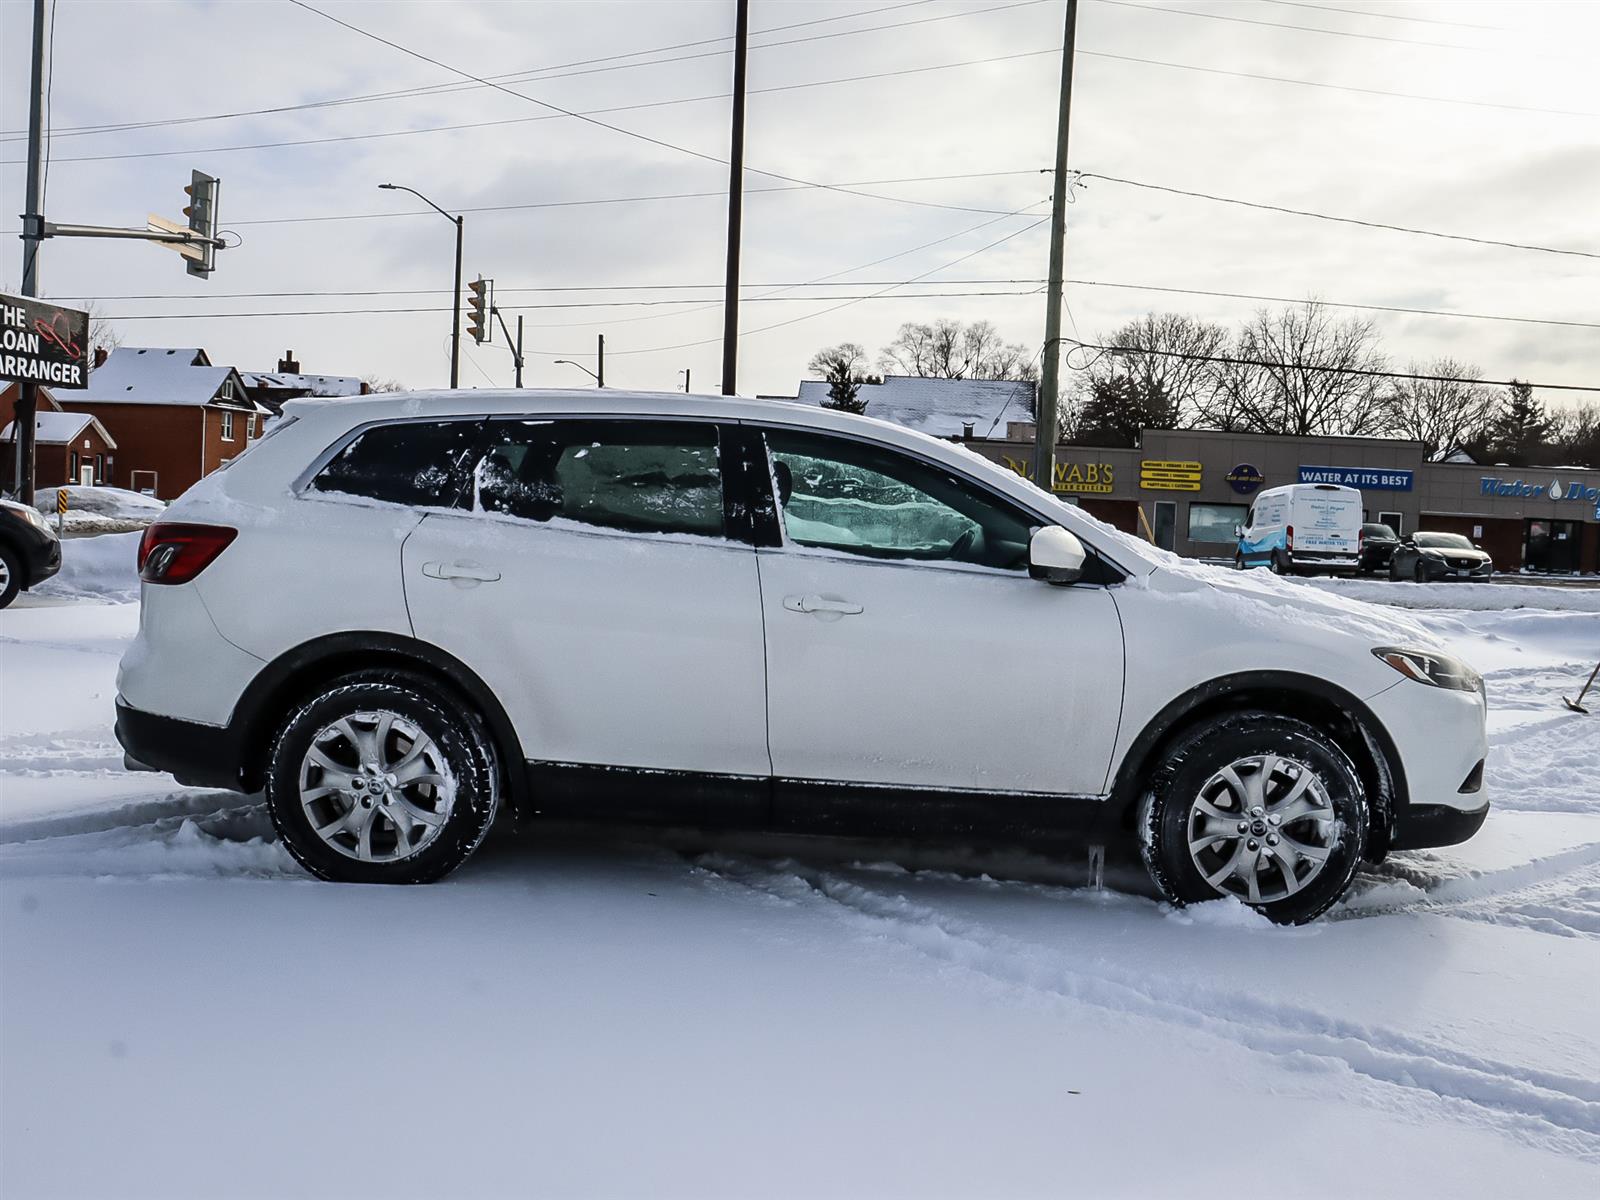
[3,559,1598,1197]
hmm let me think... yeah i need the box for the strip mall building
[967,428,1600,575]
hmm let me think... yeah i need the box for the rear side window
[310,420,481,507]
[471,419,725,537]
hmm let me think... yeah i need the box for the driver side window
[763,429,1034,570]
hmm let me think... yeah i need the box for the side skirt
[522,760,1113,843]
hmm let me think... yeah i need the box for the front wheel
[0,543,21,609]
[265,672,500,884]
[1413,560,1428,584]
[1139,712,1368,924]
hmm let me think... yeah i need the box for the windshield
[1361,523,1395,538]
[1415,532,1473,549]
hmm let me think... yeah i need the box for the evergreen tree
[1072,373,1175,448]
[1483,380,1556,465]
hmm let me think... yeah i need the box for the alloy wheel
[297,709,457,863]
[1184,754,1338,905]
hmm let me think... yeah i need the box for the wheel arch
[1108,670,1405,858]
[231,631,530,820]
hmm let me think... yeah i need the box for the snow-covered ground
[2,565,1598,1198]
[30,484,165,535]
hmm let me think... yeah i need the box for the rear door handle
[422,561,502,583]
[783,593,863,615]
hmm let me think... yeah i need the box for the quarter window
[472,419,725,537]
[764,430,1033,569]
[311,419,481,508]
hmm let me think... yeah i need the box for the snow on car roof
[795,375,1036,439]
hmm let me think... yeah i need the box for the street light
[553,359,601,386]
[379,183,464,389]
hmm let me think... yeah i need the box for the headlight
[1373,647,1483,694]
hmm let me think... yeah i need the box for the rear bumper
[1391,800,1490,851]
[114,698,250,792]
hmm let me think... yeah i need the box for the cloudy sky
[2,0,1596,406]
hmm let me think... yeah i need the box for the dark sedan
[0,497,63,608]
[1359,522,1400,573]
[1389,532,1493,582]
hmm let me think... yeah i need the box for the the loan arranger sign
[1,292,91,389]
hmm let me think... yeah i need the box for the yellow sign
[1141,459,1202,492]
[1003,457,1115,494]
[56,488,68,515]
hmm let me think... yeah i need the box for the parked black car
[1359,522,1400,573]
[1389,532,1493,582]
[0,498,63,608]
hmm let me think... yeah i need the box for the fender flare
[1108,670,1407,845]
[231,631,529,817]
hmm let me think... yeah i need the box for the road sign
[0,292,90,389]
[146,214,207,263]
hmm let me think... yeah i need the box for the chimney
[277,350,300,373]
[93,345,109,369]
[962,421,975,440]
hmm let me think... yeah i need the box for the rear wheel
[1269,552,1287,576]
[0,543,20,609]
[265,672,500,884]
[1139,712,1368,924]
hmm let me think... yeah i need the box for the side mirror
[1029,525,1086,585]
[1233,523,1244,539]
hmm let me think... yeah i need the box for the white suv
[116,390,1489,922]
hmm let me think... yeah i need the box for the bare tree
[360,374,406,393]
[1216,301,1390,437]
[880,319,1036,381]
[1085,313,1229,428]
[1383,358,1498,456]
[806,343,873,413]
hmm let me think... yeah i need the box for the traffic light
[182,170,219,279]
[467,277,491,344]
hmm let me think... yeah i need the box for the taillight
[138,523,238,585]
[1286,524,1294,550]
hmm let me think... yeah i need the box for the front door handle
[783,593,863,615]
[422,561,502,583]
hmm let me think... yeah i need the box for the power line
[1065,280,1600,331]
[282,0,1043,219]
[1,48,1058,168]
[1078,48,1598,118]
[78,279,1598,333]
[1064,337,1600,394]
[1093,0,1539,56]
[1258,0,1507,31]
[0,0,1046,144]
[1080,173,1600,259]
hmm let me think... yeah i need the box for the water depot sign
[1482,475,1600,518]
[1298,465,1414,492]
[0,294,91,389]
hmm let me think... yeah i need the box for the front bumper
[114,698,250,792]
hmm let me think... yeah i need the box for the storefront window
[1188,502,1248,544]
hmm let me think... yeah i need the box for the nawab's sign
[1002,457,1116,494]
[0,293,90,389]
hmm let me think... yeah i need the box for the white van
[1237,483,1362,574]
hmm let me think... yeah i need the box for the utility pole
[15,0,48,506]
[681,368,691,393]
[597,333,605,388]
[515,315,524,387]
[1030,0,1078,498]
[720,0,750,396]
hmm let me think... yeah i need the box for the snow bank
[1308,577,1600,613]
[35,530,141,603]
[31,485,165,533]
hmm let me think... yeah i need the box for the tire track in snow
[0,733,126,776]
[697,855,1600,1161]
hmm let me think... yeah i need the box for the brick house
[241,349,370,416]
[59,347,266,499]
[2,407,118,491]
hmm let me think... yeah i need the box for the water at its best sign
[0,293,91,390]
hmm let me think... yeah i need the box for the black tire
[1138,711,1369,925]
[1413,560,1428,584]
[265,671,500,884]
[1233,552,1245,570]
[0,542,21,609]
[1269,552,1286,576]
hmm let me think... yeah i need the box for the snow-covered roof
[795,375,1036,439]
[77,347,247,408]
[241,370,365,397]
[1,410,116,448]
